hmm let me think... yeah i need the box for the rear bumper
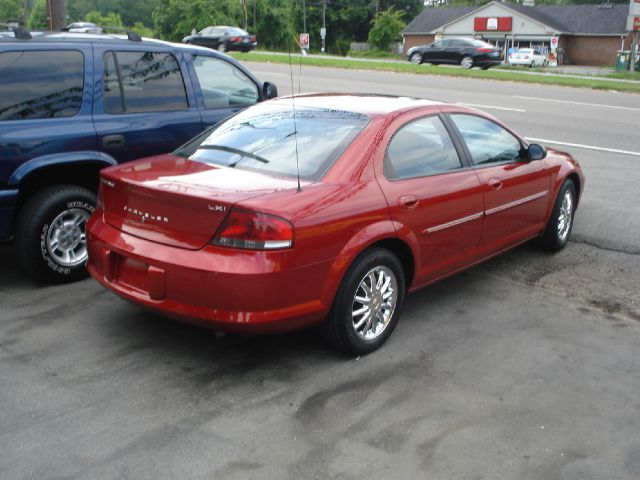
[86,212,332,333]
[0,189,18,241]
[475,58,502,67]
[228,41,257,51]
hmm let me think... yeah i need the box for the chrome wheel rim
[557,189,574,243]
[461,56,473,68]
[351,266,398,341]
[46,208,90,267]
[411,53,422,64]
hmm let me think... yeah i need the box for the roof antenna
[288,36,302,192]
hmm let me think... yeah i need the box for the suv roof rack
[100,25,142,42]
[12,27,32,39]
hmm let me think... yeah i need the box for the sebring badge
[123,206,169,223]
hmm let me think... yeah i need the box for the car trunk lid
[99,154,301,249]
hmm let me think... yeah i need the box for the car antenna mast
[288,37,302,192]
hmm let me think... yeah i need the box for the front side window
[103,51,188,114]
[450,114,523,165]
[179,105,369,181]
[0,50,84,120]
[385,116,462,180]
[191,55,258,109]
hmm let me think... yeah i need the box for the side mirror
[262,82,278,99]
[191,28,196,36]
[527,143,547,161]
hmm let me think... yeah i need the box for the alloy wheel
[45,208,91,267]
[351,266,398,341]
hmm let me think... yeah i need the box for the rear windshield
[177,105,369,181]
[226,27,249,36]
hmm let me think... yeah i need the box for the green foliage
[0,0,23,21]
[67,0,161,28]
[28,0,47,30]
[153,0,243,42]
[252,0,293,50]
[368,8,405,51]
[348,49,403,59]
[85,11,124,29]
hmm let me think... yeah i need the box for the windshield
[177,105,369,181]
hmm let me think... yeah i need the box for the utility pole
[632,30,638,72]
[47,0,66,31]
[321,0,326,53]
[253,0,256,29]
[302,0,307,33]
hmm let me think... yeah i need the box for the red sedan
[86,94,584,355]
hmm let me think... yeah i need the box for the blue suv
[0,31,277,282]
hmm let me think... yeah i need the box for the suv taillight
[212,208,293,250]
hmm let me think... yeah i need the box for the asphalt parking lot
[1,67,639,479]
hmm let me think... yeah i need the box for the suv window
[450,114,523,165]
[0,50,84,120]
[385,116,462,180]
[191,55,258,109]
[103,51,188,114]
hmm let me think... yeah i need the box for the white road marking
[250,71,291,78]
[525,137,640,157]
[458,102,526,112]
[513,95,640,112]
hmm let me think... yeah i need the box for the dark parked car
[182,26,257,53]
[407,38,501,69]
[0,31,277,283]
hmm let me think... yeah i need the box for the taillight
[476,47,494,53]
[230,36,242,42]
[212,208,293,250]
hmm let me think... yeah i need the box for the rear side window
[450,114,523,165]
[0,50,84,120]
[385,116,462,180]
[103,51,188,114]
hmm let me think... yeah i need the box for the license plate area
[116,256,149,293]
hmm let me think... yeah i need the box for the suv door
[0,46,96,186]
[92,46,203,163]
[186,53,261,128]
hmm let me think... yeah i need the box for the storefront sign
[630,0,640,16]
[474,17,512,32]
[627,15,640,31]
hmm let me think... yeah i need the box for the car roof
[0,31,208,52]
[270,93,443,116]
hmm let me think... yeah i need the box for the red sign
[474,17,512,32]
[300,33,309,49]
[635,16,640,31]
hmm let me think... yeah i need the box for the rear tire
[217,42,226,53]
[539,179,576,252]
[15,185,96,283]
[460,55,473,69]
[321,248,405,355]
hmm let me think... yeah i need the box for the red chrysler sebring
[86,94,584,354]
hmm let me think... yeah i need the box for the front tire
[410,52,422,64]
[321,248,405,355]
[460,55,473,69]
[539,179,576,252]
[15,185,96,283]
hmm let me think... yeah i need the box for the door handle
[399,195,419,209]
[102,134,125,149]
[488,178,503,190]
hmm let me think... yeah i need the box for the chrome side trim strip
[485,190,548,216]
[425,212,484,234]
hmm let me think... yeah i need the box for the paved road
[1,66,639,479]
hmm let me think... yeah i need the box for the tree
[28,0,47,29]
[0,0,23,21]
[368,7,405,51]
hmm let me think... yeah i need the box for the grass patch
[230,52,640,93]
[347,49,403,60]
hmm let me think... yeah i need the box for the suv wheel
[15,185,96,283]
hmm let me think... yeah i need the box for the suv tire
[15,185,96,283]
